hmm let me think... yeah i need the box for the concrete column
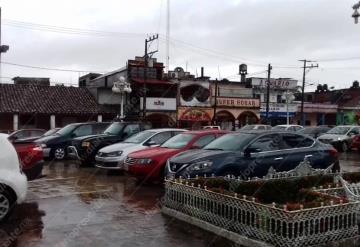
[97,115,103,122]
[50,115,56,129]
[13,114,19,131]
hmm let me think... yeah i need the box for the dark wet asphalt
[1,152,360,247]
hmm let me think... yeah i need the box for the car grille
[169,162,186,172]
[125,157,137,165]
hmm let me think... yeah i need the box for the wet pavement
[1,152,360,247]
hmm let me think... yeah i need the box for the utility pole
[265,64,272,124]
[166,0,170,72]
[213,79,218,126]
[299,59,319,126]
[143,34,159,120]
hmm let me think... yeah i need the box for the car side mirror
[348,132,355,137]
[146,140,158,147]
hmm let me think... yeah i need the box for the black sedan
[165,130,340,180]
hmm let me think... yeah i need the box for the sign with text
[140,97,176,111]
[252,78,298,90]
[260,103,298,113]
[216,97,260,108]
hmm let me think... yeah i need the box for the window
[193,135,216,148]
[73,125,92,137]
[93,124,108,134]
[248,134,282,152]
[30,130,44,137]
[349,127,360,135]
[282,134,314,149]
[122,124,140,138]
[149,132,172,145]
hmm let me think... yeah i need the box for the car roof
[185,130,229,135]
[236,129,308,135]
[144,128,187,132]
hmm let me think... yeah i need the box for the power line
[1,61,106,73]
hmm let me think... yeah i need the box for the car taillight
[32,145,43,152]
[329,148,339,158]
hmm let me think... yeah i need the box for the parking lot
[1,152,360,247]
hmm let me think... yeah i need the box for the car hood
[170,149,235,164]
[100,142,137,153]
[128,146,180,159]
[318,134,347,141]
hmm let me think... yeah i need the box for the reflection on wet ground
[1,160,233,247]
[0,153,359,247]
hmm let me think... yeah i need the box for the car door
[280,133,317,170]
[244,133,285,178]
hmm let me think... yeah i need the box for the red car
[351,134,360,151]
[13,141,44,180]
[125,130,228,182]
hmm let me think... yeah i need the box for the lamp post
[353,1,360,24]
[282,91,295,125]
[112,76,132,119]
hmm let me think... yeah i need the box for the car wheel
[0,190,15,222]
[341,142,348,153]
[54,147,66,160]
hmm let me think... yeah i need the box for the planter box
[162,180,360,247]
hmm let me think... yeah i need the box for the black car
[67,121,151,166]
[165,130,340,179]
[297,126,330,138]
[36,122,110,160]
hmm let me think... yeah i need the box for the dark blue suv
[165,130,340,179]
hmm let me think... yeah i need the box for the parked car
[0,134,28,222]
[8,129,46,142]
[36,122,110,160]
[272,125,303,132]
[95,128,187,170]
[13,140,44,180]
[202,126,221,130]
[318,125,360,152]
[351,134,360,151]
[240,124,272,131]
[68,121,151,166]
[297,126,330,138]
[125,130,228,182]
[165,130,340,180]
[13,128,61,143]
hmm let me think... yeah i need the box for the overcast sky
[0,0,359,90]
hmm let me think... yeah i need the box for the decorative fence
[162,179,360,247]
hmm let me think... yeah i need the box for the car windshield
[104,122,125,135]
[44,128,59,136]
[272,126,287,130]
[241,125,256,130]
[204,133,256,151]
[161,133,194,149]
[57,125,77,136]
[327,126,351,135]
[124,131,155,144]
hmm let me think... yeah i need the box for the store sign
[252,78,298,90]
[260,103,297,113]
[140,97,176,111]
[178,107,213,121]
[216,98,260,108]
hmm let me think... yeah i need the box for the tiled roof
[0,83,116,115]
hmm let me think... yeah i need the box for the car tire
[0,189,16,223]
[341,142,348,153]
[53,147,66,160]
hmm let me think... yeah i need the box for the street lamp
[352,1,360,24]
[112,76,132,119]
[282,91,295,125]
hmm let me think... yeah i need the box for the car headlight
[188,160,213,171]
[82,141,91,147]
[137,158,153,165]
[106,151,123,157]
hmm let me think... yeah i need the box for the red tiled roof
[0,83,115,115]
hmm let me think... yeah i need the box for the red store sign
[216,98,260,108]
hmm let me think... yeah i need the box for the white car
[272,125,304,132]
[0,134,28,222]
[240,124,272,131]
[95,128,187,170]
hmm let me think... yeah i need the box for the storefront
[260,103,297,125]
[215,97,260,130]
[293,103,338,126]
[140,97,177,128]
